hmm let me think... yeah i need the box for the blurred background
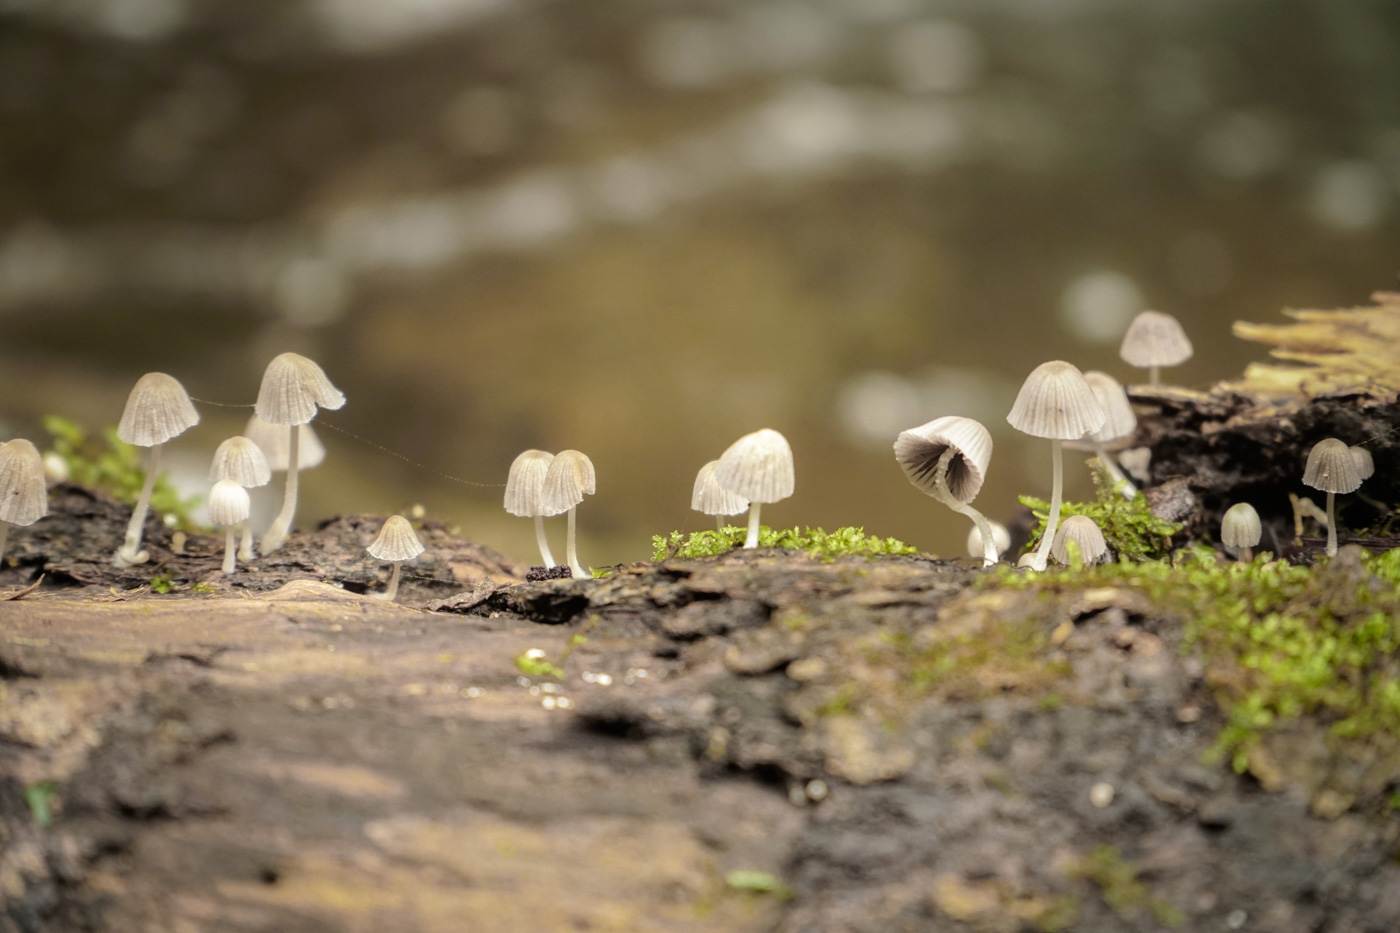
[1,0,1399,565]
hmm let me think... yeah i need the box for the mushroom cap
[209,436,272,488]
[1351,446,1375,481]
[117,372,200,447]
[1220,502,1262,549]
[1119,310,1193,369]
[966,520,1011,559]
[692,460,750,517]
[1006,361,1107,440]
[894,416,992,504]
[244,415,326,471]
[1081,371,1137,444]
[0,439,48,526]
[367,514,426,561]
[207,478,251,527]
[1303,437,1363,494]
[255,352,346,426]
[540,450,596,516]
[714,429,795,504]
[504,449,556,517]
[1050,514,1108,565]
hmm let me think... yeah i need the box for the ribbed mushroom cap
[209,436,272,488]
[117,373,200,447]
[0,439,48,526]
[894,416,992,504]
[1351,446,1375,481]
[207,479,251,527]
[1006,361,1107,440]
[505,450,555,517]
[714,429,795,504]
[540,450,597,516]
[692,460,750,516]
[1051,514,1108,565]
[1120,310,1193,368]
[244,415,326,471]
[966,520,1010,559]
[367,514,425,561]
[1303,438,1363,494]
[1082,371,1137,444]
[1220,502,1262,549]
[255,352,346,426]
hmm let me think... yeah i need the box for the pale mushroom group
[502,448,597,576]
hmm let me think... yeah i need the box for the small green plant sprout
[894,416,1000,567]
[714,428,795,549]
[210,436,271,562]
[1119,309,1193,387]
[966,519,1010,560]
[541,450,595,578]
[724,869,794,900]
[1220,502,1262,562]
[515,648,564,680]
[692,460,749,532]
[1007,361,1106,571]
[504,449,558,567]
[256,353,345,555]
[0,439,48,562]
[1303,437,1363,557]
[1068,371,1139,501]
[1050,514,1107,568]
[114,373,200,566]
[207,479,251,575]
[366,515,425,602]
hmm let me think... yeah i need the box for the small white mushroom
[1051,515,1108,568]
[1072,371,1140,501]
[1119,310,1193,386]
[893,416,1000,567]
[244,415,326,472]
[714,429,795,549]
[1303,437,1363,557]
[207,479,251,575]
[505,449,558,567]
[692,460,749,532]
[1221,502,1262,563]
[0,439,48,562]
[114,373,200,566]
[541,450,596,578]
[367,514,425,601]
[210,436,272,562]
[967,521,1010,561]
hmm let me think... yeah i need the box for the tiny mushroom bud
[207,479,251,575]
[1303,437,1363,557]
[256,353,345,555]
[1119,310,1193,386]
[714,429,795,549]
[1221,502,1262,563]
[967,520,1011,561]
[1006,361,1106,571]
[114,372,200,566]
[211,436,272,562]
[0,439,48,562]
[505,449,558,568]
[692,460,749,533]
[1051,514,1108,568]
[893,416,1000,567]
[541,450,596,578]
[1070,371,1140,501]
[367,514,425,602]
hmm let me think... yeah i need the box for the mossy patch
[1020,463,1182,562]
[1071,845,1184,928]
[44,415,200,529]
[651,526,916,562]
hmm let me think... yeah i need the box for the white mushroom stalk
[0,439,48,561]
[714,429,795,549]
[504,450,558,567]
[541,450,596,578]
[1303,438,1363,557]
[114,373,200,566]
[208,479,251,575]
[367,514,426,602]
[894,416,998,567]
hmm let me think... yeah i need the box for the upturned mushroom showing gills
[114,372,200,566]
[208,479,251,575]
[1051,514,1108,568]
[0,439,48,561]
[894,416,1000,567]
[1075,371,1140,501]
[714,429,795,549]
[1221,502,1262,562]
[1007,361,1106,571]
[366,514,425,602]
[210,436,272,562]
[255,353,345,555]
[1119,310,1193,386]
[1303,437,1363,557]
[541,450,596,577]
[505,449,558,567]
[692,460,749,533]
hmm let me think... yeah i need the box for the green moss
[724,870,794,901]
[1072,845,1183,928]
[190,582,217,595]
[651,526,916,562]
[150,575,175,595]
[44,415,200,529]
[24,781,57,828]
[1020,463,1182,561]
[514,651,565,680]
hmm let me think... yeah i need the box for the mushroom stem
[566,507,586,578]
[1325,489,1338,557]
[0,521,9,562]
[117,442,161,565]
[1238,545,1253,563]
[716,516,724,533]
[1148,365,1160,386]
[223,527,237,575]
[1093,444,1138,500]
[262,426,300,555]
[238,522,255,562]
[930,449,998,567]
[1028,439,1064,572]
[744,502,762,549]
[377,562,402,602]
[534,515,556,567]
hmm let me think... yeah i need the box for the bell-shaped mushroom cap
[209,436,272,488]
[504,450,555,517]
[1303,437,1363,494]
[367,514,425,561]
[1220,502,1262,549]
[714,429,795,504]
[540,450,597,516]
[207,478,251,527]
[1051,514,1108,565]
[1082,371,1137,444]
[894,416,993,504]
[1351,446,1375,481]
[966,520,1011,559]
[692,460,750,516]
[1006,361,1107,441]
[255,352,346,426]
[0,439,48,526]
[1120,310,1193,369]
[244,415,326,471]
[117,373,200,447]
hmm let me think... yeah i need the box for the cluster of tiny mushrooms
[0,310,1374,600]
